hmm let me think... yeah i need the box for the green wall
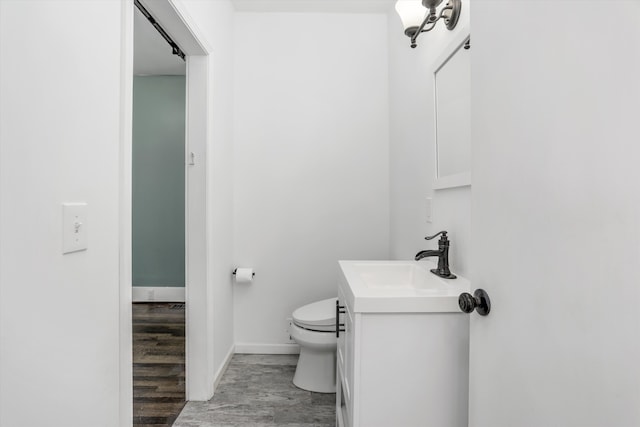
[132,76,185,287]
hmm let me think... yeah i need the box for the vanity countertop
[338,260,470,313]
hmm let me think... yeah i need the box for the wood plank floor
[173,354,336,427]
[133,302,186,427]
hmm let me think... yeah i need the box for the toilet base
[293,345,336,393]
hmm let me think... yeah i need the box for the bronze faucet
[415,231,457,279]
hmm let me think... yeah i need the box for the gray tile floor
[173,354,336,427]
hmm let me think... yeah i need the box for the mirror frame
[432,25,471,190]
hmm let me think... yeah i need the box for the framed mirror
[433,28,471,190]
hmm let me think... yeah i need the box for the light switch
[426,198,433,223]
[62,203,88,254]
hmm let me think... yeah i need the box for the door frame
[119,0,213,422]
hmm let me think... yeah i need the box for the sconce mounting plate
[443,0,461,30]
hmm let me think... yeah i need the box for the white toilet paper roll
[234,268,254,283]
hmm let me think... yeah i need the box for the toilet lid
[293,297,337,329]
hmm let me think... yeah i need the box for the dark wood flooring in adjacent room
[133,302,186,427]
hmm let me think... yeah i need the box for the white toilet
[289,297,338,393]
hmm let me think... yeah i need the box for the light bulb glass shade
[423,0,444,9]
[395,0,426,33]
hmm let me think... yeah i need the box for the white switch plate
[426,197,433,223]
[62,203,88,254]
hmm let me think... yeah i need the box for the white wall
[173,0,237,390]
[0,1,124,426]
[233,12,390,349]
[388,1,472,277]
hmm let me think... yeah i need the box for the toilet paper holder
[232,268,255,277]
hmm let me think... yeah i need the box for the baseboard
[213,344,235,391]
[234,343,300,355]
[132,286,185,302]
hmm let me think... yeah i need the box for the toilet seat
[290,297,338,393]
[292,297,337,332]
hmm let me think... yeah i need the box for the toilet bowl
[289,297,337,393]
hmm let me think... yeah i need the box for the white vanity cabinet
[336,260,470,427]
[336,285,352,427]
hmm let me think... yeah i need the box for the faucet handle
[425,231,448,241]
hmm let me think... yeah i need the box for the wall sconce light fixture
[395,0,461,48]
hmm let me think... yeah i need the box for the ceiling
[232,0,395,13]
[133,0,396,75]
[134,6,185,76]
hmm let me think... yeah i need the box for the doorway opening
[120,0,212,424]
[132,2,186,424]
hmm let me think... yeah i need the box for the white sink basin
[357,262,451,290]
[339,260,470,313]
